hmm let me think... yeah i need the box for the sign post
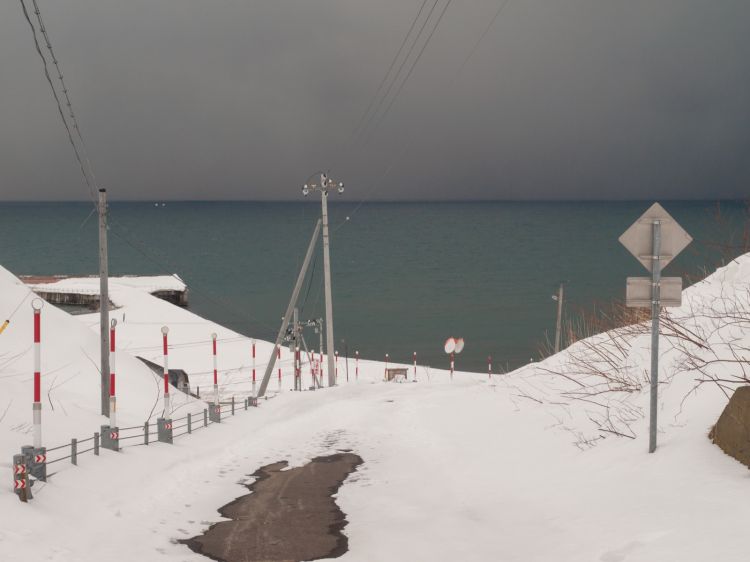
[619,203,691,453]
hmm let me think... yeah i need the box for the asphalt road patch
[184,452,363,561]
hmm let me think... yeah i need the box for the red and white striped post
[211,333,219,406]
[162,326,170,414]
[384,353,389,380]
[335,350,339,383]
[488,355,492,380]
[450,352,454,381]
[251,339,257,398]
[355,350,359,380]
[32,300,43,448]
[295,345,301,390]
[413,351,417,381]
[109,319,117,428]
[319,350,324,383]
[277,346,282,391]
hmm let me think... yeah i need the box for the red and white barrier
[32,300,43,448]
[251,339,256,398]
[335,350,339,383]
[450,352,455,380]
[355,350,359,380]
[110,319,117,427]
[162,326,170,413]
[211,333,219,406]
[413,351,417,381]
[488,355,492,379]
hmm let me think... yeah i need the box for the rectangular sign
[626,276,682,308]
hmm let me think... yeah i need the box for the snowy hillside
[0,257,749,561]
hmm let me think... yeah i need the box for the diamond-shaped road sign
[619,203,692,272]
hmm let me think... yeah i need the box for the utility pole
[303,172,345,387]
[554,282,564,354]
[98,189,110,416]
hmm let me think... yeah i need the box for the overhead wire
[348,0,431,142]
[335,0,512,231]
[30,0,99,197]
[355,0,441,144]
[18,0,97,202]
[363,0,454,143]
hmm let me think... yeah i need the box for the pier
[20,275,189,309]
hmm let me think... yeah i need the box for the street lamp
[302,172,345,387]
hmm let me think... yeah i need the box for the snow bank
[0,256,749,561]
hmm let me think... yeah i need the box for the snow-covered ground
[1,259,749,561]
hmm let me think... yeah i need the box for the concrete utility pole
[98,189,110,416]
[303,172,345,387]
[554,282,564,354]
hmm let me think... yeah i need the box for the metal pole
[257,219,322,398]
[98,189,111,416]
[554,282,564,354]
[293,308,299,391]
[649,220,662,454]
[321,190,337,387]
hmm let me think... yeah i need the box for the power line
[18,0,97,201]
[30,0,99,196]
[364,0,454,144]
[349,0,431,141]
[336,0,511,230]
[356,0,441,144]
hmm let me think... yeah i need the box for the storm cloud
[1,0,748,201]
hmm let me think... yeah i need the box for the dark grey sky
[1,1,748,201]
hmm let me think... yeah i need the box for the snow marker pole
[252,339,257,399]
[488,355,492,380]
[385,353,389,380]
[212,333,219,406]
[109,320,117,428]
[413,351,417,381]
[162,326,170,414]
[450,352,454,381]
[355,350,359,381]
[335,350,339,383]
[32,301,42,449]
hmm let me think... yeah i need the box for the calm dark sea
[0,201,744,371]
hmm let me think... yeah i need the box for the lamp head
[337,182,345,194]
[161,326,169,335]
[302,185,310,196]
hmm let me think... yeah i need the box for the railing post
[231,396,235,415]
[203,408,208,427]
[187,413,192,434]
[94,432,100,456]
[144,421,149,445]
[71,438,77,466]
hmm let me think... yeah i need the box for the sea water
[0,200,744,371]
